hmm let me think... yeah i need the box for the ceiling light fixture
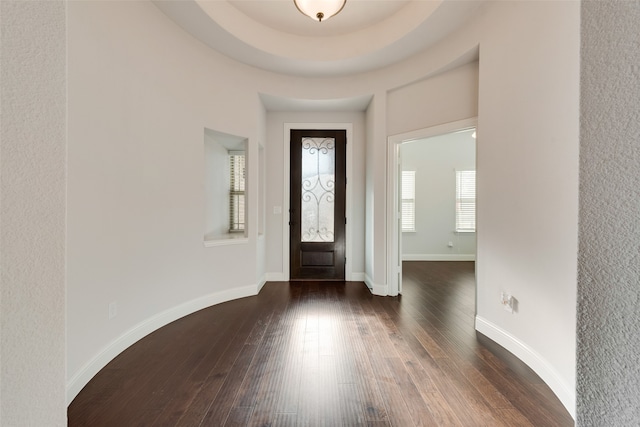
[294,0,346,22]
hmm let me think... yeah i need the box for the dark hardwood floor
[68,261,574,426]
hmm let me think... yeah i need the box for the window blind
[456,170,476,232]
[401,171,415,232]
[229,153,245,232]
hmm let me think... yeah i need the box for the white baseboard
[372,284,389,296]
[257,275,267,292]
[475,316,575,419]
[364,273,389,297]
[364,273,388,296]
[350,272,366,282]
[403,254,476,261]
[265,272,286,282]
[364,273,374,290]
[66,284,259,405]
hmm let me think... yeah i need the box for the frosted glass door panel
[301,137,335,242]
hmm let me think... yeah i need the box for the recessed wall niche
[204,128,248,245]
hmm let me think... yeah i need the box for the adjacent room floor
[68,261,573,426]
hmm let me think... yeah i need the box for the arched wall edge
[66,283,263,404]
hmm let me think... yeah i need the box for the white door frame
[283,123,354,281]
[386,118,477,296]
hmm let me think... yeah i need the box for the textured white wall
[578,2,640,425]
[401,131,476,259]
[0,1,67,424]
[66,1,265,401]
[364,93,388,291]
[387,62,479,136]
[364,98,378,284]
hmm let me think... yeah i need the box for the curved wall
[474,2,579,415]
[67,0,579,417]
[66,1,269,400]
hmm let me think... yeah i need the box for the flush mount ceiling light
[294,0,347,22]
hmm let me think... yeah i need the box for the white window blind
[401,171,415,232]
[456,170,476,232]
[229,153,245,232]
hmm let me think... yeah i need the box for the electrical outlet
[109,301,118,319]
[447,241,454,248]
[501,292,514,313]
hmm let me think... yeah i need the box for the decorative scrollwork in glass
[301,137,335,242]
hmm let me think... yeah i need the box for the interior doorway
[387,118,477,296]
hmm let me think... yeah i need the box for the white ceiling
[228,0,410,37]
[154,0,484,78]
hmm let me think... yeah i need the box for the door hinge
[345,217,347,225]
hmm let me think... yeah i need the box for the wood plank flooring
[68,261,574,426]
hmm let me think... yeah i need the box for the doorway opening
[387,118,477,296]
